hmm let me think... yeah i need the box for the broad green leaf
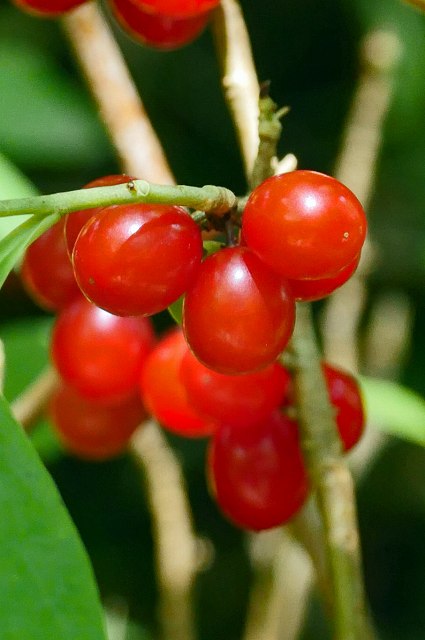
[0,394,107,640]
[168,295,184,325]
[1,316,52,402]
[0,211,60,288]
[0,317,62,463]
[360,376,425,446]
[0,151,39,241]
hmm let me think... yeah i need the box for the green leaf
[360,376,425,446]
[0,394,107,640]
[168,295,184,325]
[0,211,60,288]
[0,151,39,241]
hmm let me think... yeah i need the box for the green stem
[289,303,374,640]
[0,181,237,219]
[249,93,283,190]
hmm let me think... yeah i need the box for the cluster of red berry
[12,0,218,50]
[20,170,366,530]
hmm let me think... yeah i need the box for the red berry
[140,329,216,437]
[288,255,360,302]
[209,411,309,531]
[20,220,81,312]
[12,0,84,16]
[109,0,211,49]
[72,203,203,317]
[50,385,146,460]
[51,297,155,404]
[323,363,365,452]
[242,171,367,280]
[64,174,132,257]
[125,0,218,18]
[183,246,295,374]
[181,349,291,427]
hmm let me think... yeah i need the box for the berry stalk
[0,181,237,220]
[289,303,374,640]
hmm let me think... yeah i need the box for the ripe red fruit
[140,329,216,437]
[323,363,365,452]
[72,203,203,317]
[181,349,291,427]
[109,0,211,49]
[51,297,155,404]
[50,385,146,460]
[209,411,309,531]
[125,0,218,18]
[242,171,367,281]
[183,246,295,374]
[12,0,85,16]
[64,174,132,257]
[20,219,81,312]
[288,255,360,302]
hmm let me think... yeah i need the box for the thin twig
[243,529,313,640]
[291,303,374,640]
[11,367,59,431]
[212,0,260,181]
[130,422,199,640]
[321,30,402,372]
[62,9,201,640]
[62,1,174,184]
[0,182,237,219]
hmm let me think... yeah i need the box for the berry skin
[288,255,360,302]
[12,0,85,16]
[323,364,365,452]
[183,246,295,375]
[109,0,211,49]
[208,411,309,531]
[51,297,155,404]
[20,219,80,312]
[50,385,146,460]
[64,174,132,257]
[72,203,203,317]
[124,0,219,19]
[242,171,367,281]
[140,329,216,437]
[181,349,291,427]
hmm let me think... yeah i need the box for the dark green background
[1,0,425,638]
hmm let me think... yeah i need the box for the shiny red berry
[183,246,295,374]
[12,0,85,16]
[181,349,291,427]
[288,255,360,302]
[209,411,309,531]
[72,203,203,317]
[50,385,146,460]
[140,329,216,437]
[20,220,80,312]
[126,0,218,18]
[64,174,132,257]
[242,171,367,280]
[323,363,365,452]
[109,0,211,49]
[51,297,155,404]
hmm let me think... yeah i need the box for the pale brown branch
[11,367,59,431]
[62,2,175,184]
[243,529,313,640]
[130,422,199,640]
[212,0,260,181]
[322,30,402,372]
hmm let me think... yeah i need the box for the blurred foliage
[1,0,425,638]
